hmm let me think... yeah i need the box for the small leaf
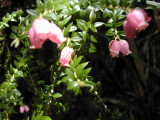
[76,19,87,31]
[14,71,24,77]
[11,26,18,33]
[106,28,116,36]
[83,68,91,75]
[26,10,39,16]
[84,81,95,87]
[67,81,79,90]
[89,44,96,53]
[59,16,71,28]
[39,116,51,120]
[90,35,97,42]
[53,93,62,98]
[103,8,112,19]
[65,68,76,80]
[76,62,89,79]
[10,33,17,39]
[36,0,43,7]
[94,22,104,27]
[72,5,80,14]
[73,56,83,68]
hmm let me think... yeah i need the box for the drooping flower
[20,105,30,113]
[32,18,50,40]
[48,23,66,47]
[126,9,151,32]
[28,18,50,49]
[119,40,131,56]
[109,40,121,57]
[28,27,46,49]
[109,40,131,57]
[60,46,74,67]
[123,20,137,39]
[28,18,66,48]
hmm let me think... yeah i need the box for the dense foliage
[1,0,160,120]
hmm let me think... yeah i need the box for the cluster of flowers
[109,9,151,57]
[28,9,151,62]
[28,18,74,67]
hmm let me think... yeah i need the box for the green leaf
[91,2,104,9]
[65,68,76,80]
[73,56,83,68]
[89,23,97,32]
[72,5,80,14]
[106,28,116,36]
[53,93,62,98]
[115,22,123,27]
[61,76,70,82]
[90,35,97,42]
[67,81,79,90]
[146,1,160,8]
[10,33,17,39]
[70,36,82,42]
[76,19,87,31]
[109,0,117,7]
[76,62,89,79]
[44,13,57,21]
[89,43,96,53]
[89,10,96,22]
[83,68,91,75]
[119,0,129,7]
[80,0,89,7]
[64,22,73,37]
[79,10,86,18]
[37,80,45,85]
[70,26,77,32]
[82,31,87,41]
[59,16,72,28]
[69,60,75,72]
[11,26,18,33]
[36,0,43,7]
[26,10,39,17]
[14,71,24,77]
[94,22,104,27]
[39,116,51,120]
[55,5,67,11]
[84,81,95,87]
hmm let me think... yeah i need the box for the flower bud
[123,20,136,39]
[49,23,66,47]
[127,9,151,32]
[109,40,120,57]
[20,105,29,113]
[119,40,131,56]
[60,46,74,67]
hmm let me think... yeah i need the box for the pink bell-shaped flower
[28,18,50,49]
[109,40,121,57]
[28,18,66,49]
[126,9,151,32]
[123,20,136,39]
[60,46,74,67]
[49,23,66,47]
[32,18,50,40]
[20,105,30,113]
[28,27,45,49]
[109,40,131,57]
[119,40,131,56]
